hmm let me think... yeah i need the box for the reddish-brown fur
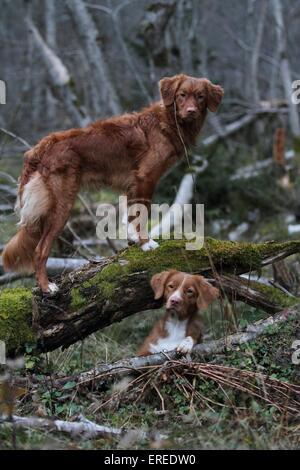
[2,75,223,292]
[138,270,220,356]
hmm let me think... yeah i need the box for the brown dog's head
[151,270,219,319]
[159,74,224,121]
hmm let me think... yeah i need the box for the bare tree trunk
[66,0,121,116]
[272,0,300,137]
[86,1,151,104]
[175,0,193,74]
[251,0,267,104]
[45,0,57,122]
[108,0,151,102]
[26,17,90,127]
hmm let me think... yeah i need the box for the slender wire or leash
[173,102,199,203]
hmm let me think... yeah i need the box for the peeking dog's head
[159,74,224,122]
[151,270,219,319]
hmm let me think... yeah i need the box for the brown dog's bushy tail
[2,169,52,274]
[2,226,41,274]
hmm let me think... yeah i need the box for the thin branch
[1,414,137,440]
[0,128,31,149]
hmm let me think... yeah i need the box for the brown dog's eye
[187,288,194,295]
[168,283,174,289]
[197,94,205,101]
[179,92,186,98]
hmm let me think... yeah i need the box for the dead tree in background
[66,0,121,116]
[251,0,267,104]
[45,0,57,122]
[87,0,151,103]
[26,17,90,127]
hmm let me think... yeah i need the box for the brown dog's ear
[159,75,185,106]
[195,276,220,310]
[205,80,224,112]
[150,270,176,300]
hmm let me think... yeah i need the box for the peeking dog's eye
[167,283,175,289]
[186,288,195,295]
[179,92,186,98]
[197,94,205,101]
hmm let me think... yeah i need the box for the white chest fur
[149,318,188,354]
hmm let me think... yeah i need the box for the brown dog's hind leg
[34,170,80,293]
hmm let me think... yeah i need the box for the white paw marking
[177,336,194,354]
[47,282,59,294]
[141,239,159,251]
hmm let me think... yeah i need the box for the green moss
[204,238,285,271]
[248,281,298,308]
[95,262,124,283]
[120,239,205,275]
[70,262,124,310]
[70,287,86,310]
[83,263,123,296]
[0,287,36,353]
[120,238,300,277]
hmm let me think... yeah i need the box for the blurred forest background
[1,0,300,450]
[1,0,300,247]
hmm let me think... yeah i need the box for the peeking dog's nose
[186,107,197,115]
[169,292,182,307]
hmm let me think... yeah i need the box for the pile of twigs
[93,360,300,416]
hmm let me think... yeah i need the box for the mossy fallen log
[0,238,299,355]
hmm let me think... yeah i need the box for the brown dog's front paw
[177,336,194,354]
[44,282,59,295]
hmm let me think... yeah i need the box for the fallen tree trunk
[213,274,297,313]
[0,238,299,355]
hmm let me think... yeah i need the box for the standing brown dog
[138,270,219,356]
[2,74,223,293]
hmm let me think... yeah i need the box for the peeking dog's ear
[159,75,185,106]
[195,276,220,310]
[205,80,224,112]
[150,270,176,300]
